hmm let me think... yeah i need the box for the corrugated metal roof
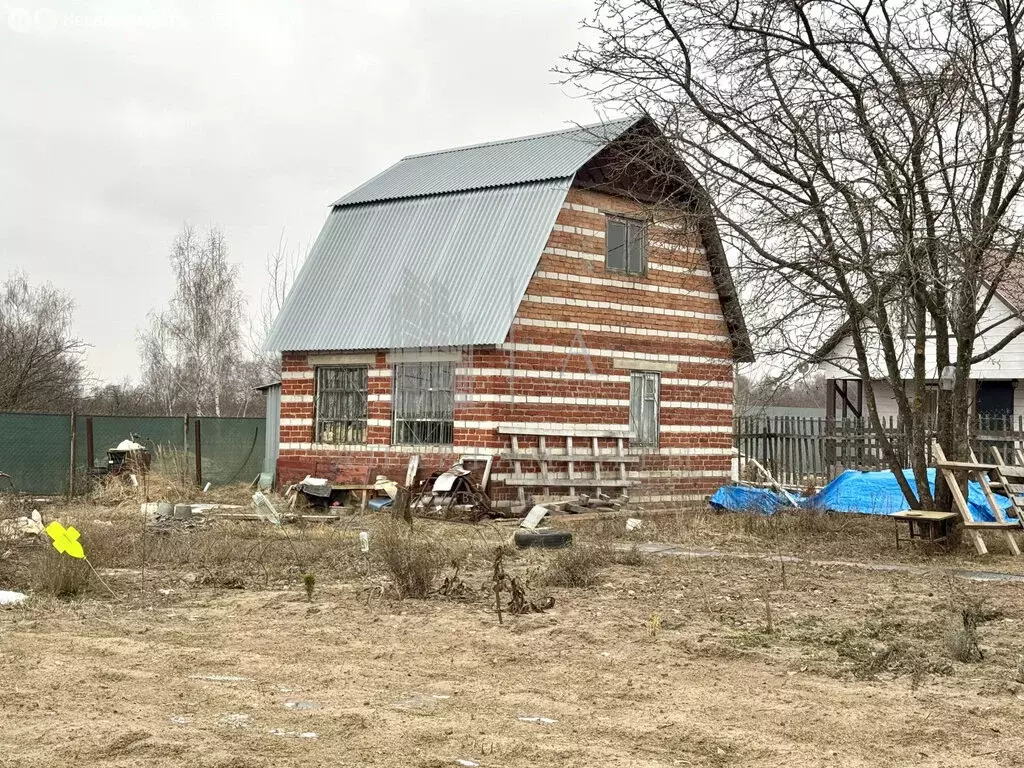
[264,179,572,352]
[334,117,640,206]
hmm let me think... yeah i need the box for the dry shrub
[946,623,984,663]
[31,547,92,597]
[615,544,648,567]
[541,542,612,588]
[372,519,446,598]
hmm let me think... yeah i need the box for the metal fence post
[194,418,203,488]
[67,410,77,497]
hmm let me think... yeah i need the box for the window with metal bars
[315,366,368,444]
[606,216,648,276]
[630,371,660,447]
[392,361,455,445]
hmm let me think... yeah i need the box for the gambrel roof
[265,117,753,361]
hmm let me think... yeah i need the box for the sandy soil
[3,517,1024,768]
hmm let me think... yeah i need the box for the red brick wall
[276,186,736,505]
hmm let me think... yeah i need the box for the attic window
[606,216,647,276]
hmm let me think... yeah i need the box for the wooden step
[502,453,642,463]
[502,476,638,488]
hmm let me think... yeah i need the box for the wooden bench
[892,510,959,549]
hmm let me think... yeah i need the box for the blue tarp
[710,468,1010,523]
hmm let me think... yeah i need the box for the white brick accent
[522,294,725,322]
[544,246,712,278]
[552,223,604,238]
[534,271,719,300]
[368,369,391,378]
[649,262,712,277]
[454,420,631,431]
[456,367,631,382]
[662,377,733,389]
[367,394,392,402]
[498,342,732,366]
[281,418,313,426]
[455,393,630,406]
[281,394,313,403]
[561,201,602,214]
[281,370,314,380]
[280,442,488,454]
[661,424,733,433]
[649,239,707,254]
[655,447,734,456]
[513,317,730,343]
[367,419,392,427]
[543,246,603,263]
[661,401,733,411]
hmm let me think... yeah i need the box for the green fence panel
[0,413,72,494]
[0,412,266,495]
[77,415,188,472]
[195,417,264,486]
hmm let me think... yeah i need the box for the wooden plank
[617,437,628,485]
[501,453,642,463]
[510,435,526,508]
[566,435,576,497]
[501,476,637,488]
[936,460,998,471]
[497,426,634,438]
[538,435,550,497]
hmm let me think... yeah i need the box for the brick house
[265,116,752,507]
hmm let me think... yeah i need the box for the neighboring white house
[814,283,1024,424]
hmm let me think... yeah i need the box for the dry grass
[371,517,467,598]
[540,541,613,588]
[30,546,92,597]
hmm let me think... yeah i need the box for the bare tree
[247,233,299,386]
[564,0,1024,509]
[140,225,246,417]
[0,272,86,412]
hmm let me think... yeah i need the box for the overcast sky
[0,0,608,385]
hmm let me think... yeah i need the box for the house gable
[266,117,752,364]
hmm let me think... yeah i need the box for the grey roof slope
[334,117,639,206]
[265,179,571,352]
[265,117,754,361]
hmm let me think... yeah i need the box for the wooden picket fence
[733,414,1024,488]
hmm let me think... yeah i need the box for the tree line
[1,224,293,418]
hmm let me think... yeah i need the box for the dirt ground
[3,505,1024,767]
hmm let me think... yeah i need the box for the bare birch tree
[0,272,85,411]
[140,225,245,417]
[564,0,1024,509]
[247,233,298,386]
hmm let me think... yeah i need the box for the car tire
[513,528,573,549]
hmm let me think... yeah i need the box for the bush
[615,544,648,567]
[541,543,612,588]
[373,520,445,599]
[32,547,92,597]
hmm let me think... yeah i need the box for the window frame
[314,365,369,445]
[391,360,456,445]
[629,370,661,448]
[605,215,649,277]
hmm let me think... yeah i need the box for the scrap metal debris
[410,455,505,522]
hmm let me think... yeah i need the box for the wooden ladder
[498,426,638,510]
[933,443,1021,556]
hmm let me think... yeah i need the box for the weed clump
[32,547,91,597]
[373,520,444,599]
[541,543,611,588]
